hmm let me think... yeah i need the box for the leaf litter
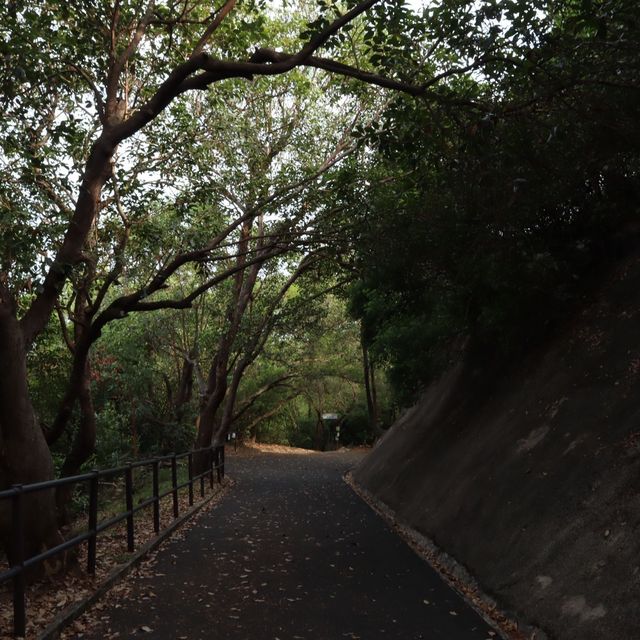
[345,472,543,640]
[0,478,230,640]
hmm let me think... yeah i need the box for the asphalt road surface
[76,448,497,640]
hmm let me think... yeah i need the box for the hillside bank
[353,250,640,640]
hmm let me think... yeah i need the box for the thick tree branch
[99,244,288,317]
[90,167,131,314]
[113,0,384,142]
[20,132,116,346]
[250,49,426,96]
[19,0,396,349]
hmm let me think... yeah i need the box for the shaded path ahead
[80,449,496,640]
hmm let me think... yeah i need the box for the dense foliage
[343,0,640,402]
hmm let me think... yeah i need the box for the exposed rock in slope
[354,251,640,640]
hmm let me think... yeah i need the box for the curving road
[77,449,497,640]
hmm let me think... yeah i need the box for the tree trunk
[194,354,228,472]
[212,256,311,446]
[0,301,61,564]
[45,334,93,446]
[313,409,326,451]
[46,278,97,448]
[194,218,262,470]
[56,361,97,524]
[369,364,382,437]
[215,358,245,445]
[50,286,100,522]
[174,354,194,422]
[361,328,382,438]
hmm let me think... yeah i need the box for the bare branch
[34,174,74,218]
[192,0,238,56]
[69,64,106,117]
[106,0,156,114]
[232,374,296,423]
[240,393,299,435]
[98,243,288,319]
[55,303,75,353]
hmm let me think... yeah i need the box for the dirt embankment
[354,251,640,640]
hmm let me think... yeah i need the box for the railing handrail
[0,445,224,500]
[0,443,226,637]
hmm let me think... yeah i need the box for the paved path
[79,449,497,640]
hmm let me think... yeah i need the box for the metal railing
[0,444,225,637]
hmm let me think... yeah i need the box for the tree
[341,0,640,403]
[4,0,612,562]
[229,288,390,449]
[0,0,428,562]
[214,253,326,444]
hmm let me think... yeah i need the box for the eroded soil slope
[354,251,640,640]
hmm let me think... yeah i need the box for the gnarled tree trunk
[194,219,263,471]
[0,300,61,564]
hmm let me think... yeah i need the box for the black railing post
[221,445,225,479]
[171,454,179,518]
[152,459,160,534]
[208,446,214,489]
[125,464,135,552]
[11,485,26,638]
[87,470,99,574]
[215,446,222,484]
[187,453,194,506]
